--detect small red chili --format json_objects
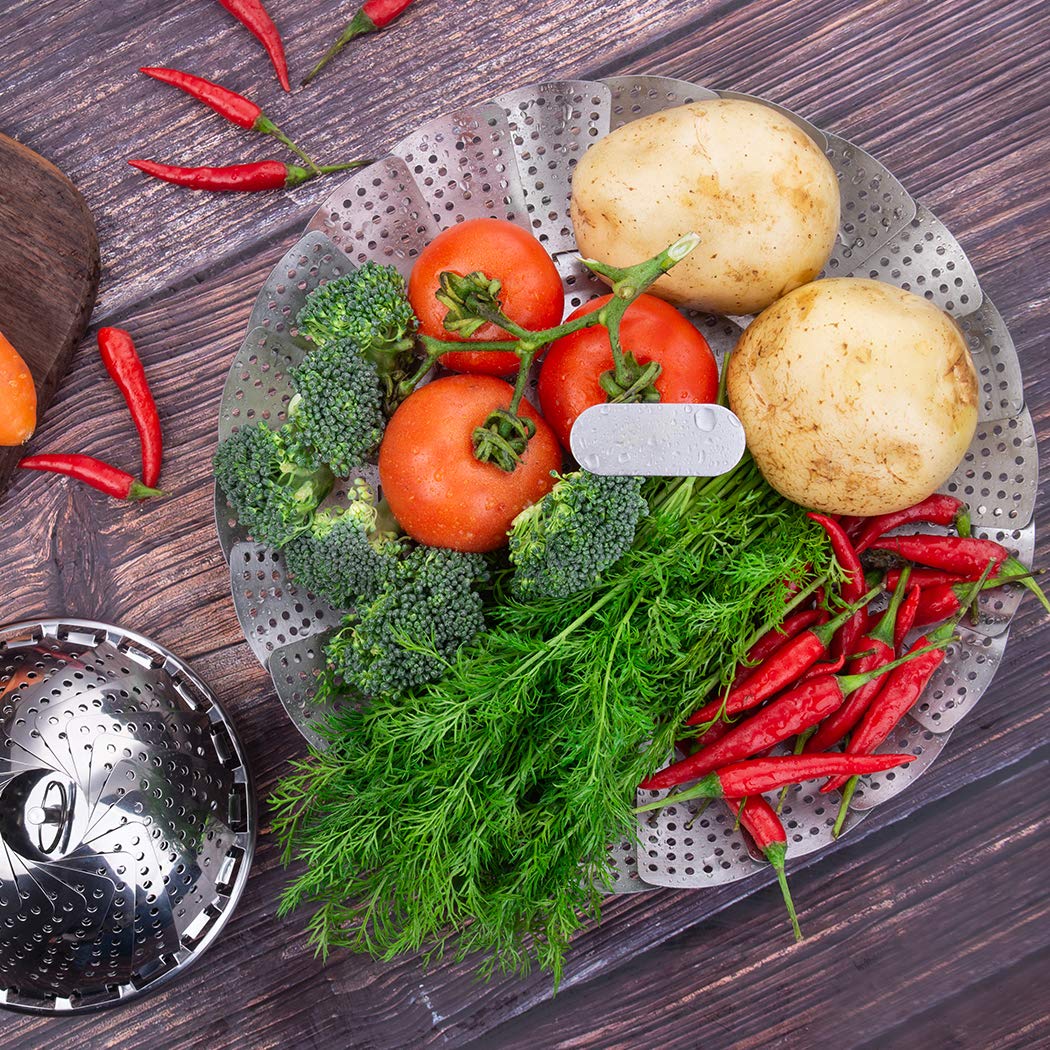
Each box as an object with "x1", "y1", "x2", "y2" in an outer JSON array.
[
  {"x1": 868, "y1": 534, "x2": 1009, "y2": 576},
  {"x1": 139, "y1": 68, "x2": 318, "y2": 171},
  {"x1": 808, "y1": 512, "x2": 864, "y2": 603},
  {"x1": 685, "y1": 587, "x2": 879, "y2": 727},
  {"x1": 805, "y1": 568, "x2": 913, "y2": 754},
  {"x1": 303, "y1": 0, "x2": 417, "y2": 86},
  {"x1": 128, "y1": 158, "x2": 369, "y2": 192},
  {"x1": 894, "y1": 583, "x2": 922, "y2": 652},
  {"x1": 853, "y1": 494, "x2": 967, "y2": 553},
  {"x1": 97, "y1": 327, "x2": 163, "y2": 489},
  {"x1": 635, "y1": 753, "x2": 916, "y2": 812},
  {"x1": 216, "y1": 0, "x2": 290, "y2": 91},
  {"x1": 725, "y1": 796, "x2": 802, "y2": 941},
  {"x1": 648, "y1": 647, "x2": 930, "y2": 791},
  {"x1": 884, "y1": 567, "x2": 971, "y2": 590},
  {"x1": 19, "y1": 454, "x2": 163, "y2": 501},
  {"x1": 823, "y1": 571, "x2": 992, "y2": 800},
  {"x1": 732, "y1": 608, "x2": 825, "y2": 688}
]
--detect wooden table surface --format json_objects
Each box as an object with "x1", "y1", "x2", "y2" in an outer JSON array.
[{"x1": 2, "y1": 0, "x2": 1047, "y2": 1046}]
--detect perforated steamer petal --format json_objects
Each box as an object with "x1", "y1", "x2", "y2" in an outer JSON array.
[
  {"x1": 0, "y1": 619, "x2": 255, "y2": 1014},
  {"x1": 214, "y1": 76, "x2": 1038, "y2": 894}
]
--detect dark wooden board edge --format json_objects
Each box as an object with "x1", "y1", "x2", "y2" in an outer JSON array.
[{"x1": 0, "y1": 132, "x2": 100, "y2": 496}]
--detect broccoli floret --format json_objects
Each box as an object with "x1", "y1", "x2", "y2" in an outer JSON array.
[
  {"x1": 324, "y1": 546, "x2": 488, "y2": 700},
  {"x1": 283, "y1": 481, "x2": 403, "y2": 608},
  {"x1": 297, "y1": 262, "x2": 416, "y2": 354},
  {"x1": 508, "y1": 471, "x2": 648, "y2": 601},
  {"x1": 296, "y1": 263, "x2": 420, "y2": 412},
  {"x1": 286, "y1": 339, "x2": 385, "y2": 477},
  {"x1": 214, "y1": 422, "x2": 334, "y2": 549}
]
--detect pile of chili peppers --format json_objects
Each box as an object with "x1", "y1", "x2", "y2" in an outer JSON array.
[
  {"x1": 128, "y1": 1, "x2": 419, "y2": 192},
  {"x1": 20, "y1": 329, "x2": 164, "y2": 502},
  {"x1": 637, "y1": 493, "x2": 1049, "y2": 941}
]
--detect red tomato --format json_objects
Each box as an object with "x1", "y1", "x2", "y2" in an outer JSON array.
[
  {"x1": 538, "y1": 294, "x2": 719, "y2": 451},
  {"x1": 378, "y1": 375, "x2": 562, "y2": 552},
  {"x1": 408, "y1": 218, "x2": 564, "y2": 376}
]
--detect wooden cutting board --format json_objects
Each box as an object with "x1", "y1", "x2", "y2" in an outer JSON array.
[{"x1": 0, "y1": 132, "x2": 100, "y2": 495}]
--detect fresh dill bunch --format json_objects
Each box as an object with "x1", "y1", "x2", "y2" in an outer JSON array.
[{"x1": 271, "y1": 456, "x2": 834, "y2": 980}]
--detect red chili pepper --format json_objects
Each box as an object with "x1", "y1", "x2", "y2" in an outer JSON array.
[
  {"x1": 216, "y1": 0, "x2": 290, "y2": 91},
  {"x1": 823, "y1": 571, "x2": 992, "y2": 798},
  {"x1": 838, "y1": 515, "x2": 867, "y2": 540},
  {"x1": 884, "y1": 567, "x2": 971, "y2": 590},
  {"x1": 808, "y1": 512, "x2": 864, "y2": 603},
  {"x1": 894, "y1": 583, "x2": 922, "y2": 652},
  {"x1": 648, "y1": 647, "x2": 929, "y2": 791},
  {"x1": 19, "y1": 454, "x2": 163, "y2": 501},
  {"x1": 636, "y1": 753, "x2": 916, "y2": 812},
  {"x1": 732, "y1": 608, "x2": 824, "y2": 688},
  {"x1": 805, "y1": 568, "x2": 913, "y2": 754},
  {"x1": 868, "y1": 534, "x2": 1009, "y2": 576},
  {"x1": 853, "y1": 494, "x2": 967, "y2": 553},
  {"x1": 128, "y1": 158, "x2": 368, "y2": 192},
  {"x1": 139, "y1": 68, "x2": 319, "y2": 170},
  {"x1": 725, "y1": 796, "x2": 802, "y2": 941},
  {"x1": 685, "y1": 587, "x2": 879, "y2": 727},
  {"x1": 303, "y1": 0, "x2": 416, "y2": 86},
  {"x1": 798, "y1": 651, "x2": 845, "y2": 682},
  {"x1": 97, "y1": 328, "x2": 163, "y2": 489}
]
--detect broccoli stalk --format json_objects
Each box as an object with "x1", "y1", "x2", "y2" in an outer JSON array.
[
  {"x1": 322, "y1": 546, "x2": 488, "y2": 700},
  {"x1": 283, "y1": 480, "x2": 403, "y2": 608},
  {"x1": 508, "y1": 471, "x2": 648, "y2": 601},
  {"x1": 296, "y1": 262, "x2": 421, "y2": 412},
  {"x1": 214, "y1": 422, "x2": 334, "y2": 549}
]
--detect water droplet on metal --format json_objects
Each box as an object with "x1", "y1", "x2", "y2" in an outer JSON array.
[{"x1": 693, "y1": 406, "x2": 717, "y2": 432}]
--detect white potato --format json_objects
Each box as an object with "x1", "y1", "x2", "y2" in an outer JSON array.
[
  {"x1": 571, "y1": 99, "x2": 840, "y2": 315},
  {"x1": 727, "y1": 278, "x2": 979, "y2": 515}
]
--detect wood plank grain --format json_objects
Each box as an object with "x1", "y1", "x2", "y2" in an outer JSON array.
[{"x1": 0, "y1": 0, "x2": 1047, "y2": 1045}]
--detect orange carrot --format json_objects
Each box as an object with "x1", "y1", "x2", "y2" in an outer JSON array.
[{"x1": 0, "y1": 330, "x2": 36, "y2": 446}]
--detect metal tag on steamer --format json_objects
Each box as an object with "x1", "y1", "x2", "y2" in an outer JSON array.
[{"x1": 569, "y1": 402, "x2": 747, "y2": 477}]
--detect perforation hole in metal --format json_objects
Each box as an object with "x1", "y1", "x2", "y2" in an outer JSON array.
[
  {"x1": 958, "y1": 298, "x2": 1026, "y2": 422},
  {"x1": 635, "y1": 794, "x2": 760, "y2": 888},
  {"x1": 306, "y1": 157, "x2": 440, "y2": 278},
  {"x1": 943, "y1": 410, "x2": 1036, "y2": 530},
  {"x1": 494, "y1": 81, "x2": 612, "y2": 254},
  {"x1": 604, "y1": 836, "x2": 646, "y2": 893},
  {"x1": 777, "y1": 785, "x2": 866, "y2": 860},
  {"x1": 229, "y1": 543, "x2": 341, "y2": 668},
  {"x1": 849, "y1": 718, "x2": 951, "y2": 810},
  {"x1": 822, "y1": 133, "x2": 916, "y2": 275},
  {"x1": 859, "y1": 204, "x2": 982, "y2": 315},
  {"x1": 217, "y1": 327, "x2": 304, "y2": 446},
  {"x1": 267, "y1": 635, "x2": 337, "y2": 750},
  {"x1": 910, "y1": 627, "x2": 1007, "y2": 733},
  {"x1": 247, "y1": 231, "x2": 355, "y2": 337},
  {"x1": 390, "y1": 104, "x2": 529, "y2": 231},
  {"x1": 602, "y1": 75, "x2": 718, "y2": 131}
]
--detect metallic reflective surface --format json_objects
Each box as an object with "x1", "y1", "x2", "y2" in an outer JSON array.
[{"x1": 0, "y1": 620, "x2": 255, "y2": 1015}]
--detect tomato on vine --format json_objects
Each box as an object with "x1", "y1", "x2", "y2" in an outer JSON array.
[
  {"x1": 378, "y1": 375, "x2": 562, "y2": 552},
  {"x1": 537, "y1": 294, "x2": 719, "y2": 451},
  {"x1": 408, "y1": 218, "x2": 564, "y2": 376}
]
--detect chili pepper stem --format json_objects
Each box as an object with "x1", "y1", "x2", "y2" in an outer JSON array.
[
  {"x1": 765, "y1": 841, "x2": 803, "y2": 941},
  {"x1": 129, "y1": 481, "x2": 165, "y2": 500},
  {"x1": 832, "y1": 776, "x2": 859, "y2": 838},
  {"x1": 683, "y1": 797, "x2": 712, "y2": 831},
  {"x1": 255, "y1": 117, "x2": 321, "y2": 172},
  {"x1": 302, "y1": 9, "x2": 376, "y2": 86}
]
